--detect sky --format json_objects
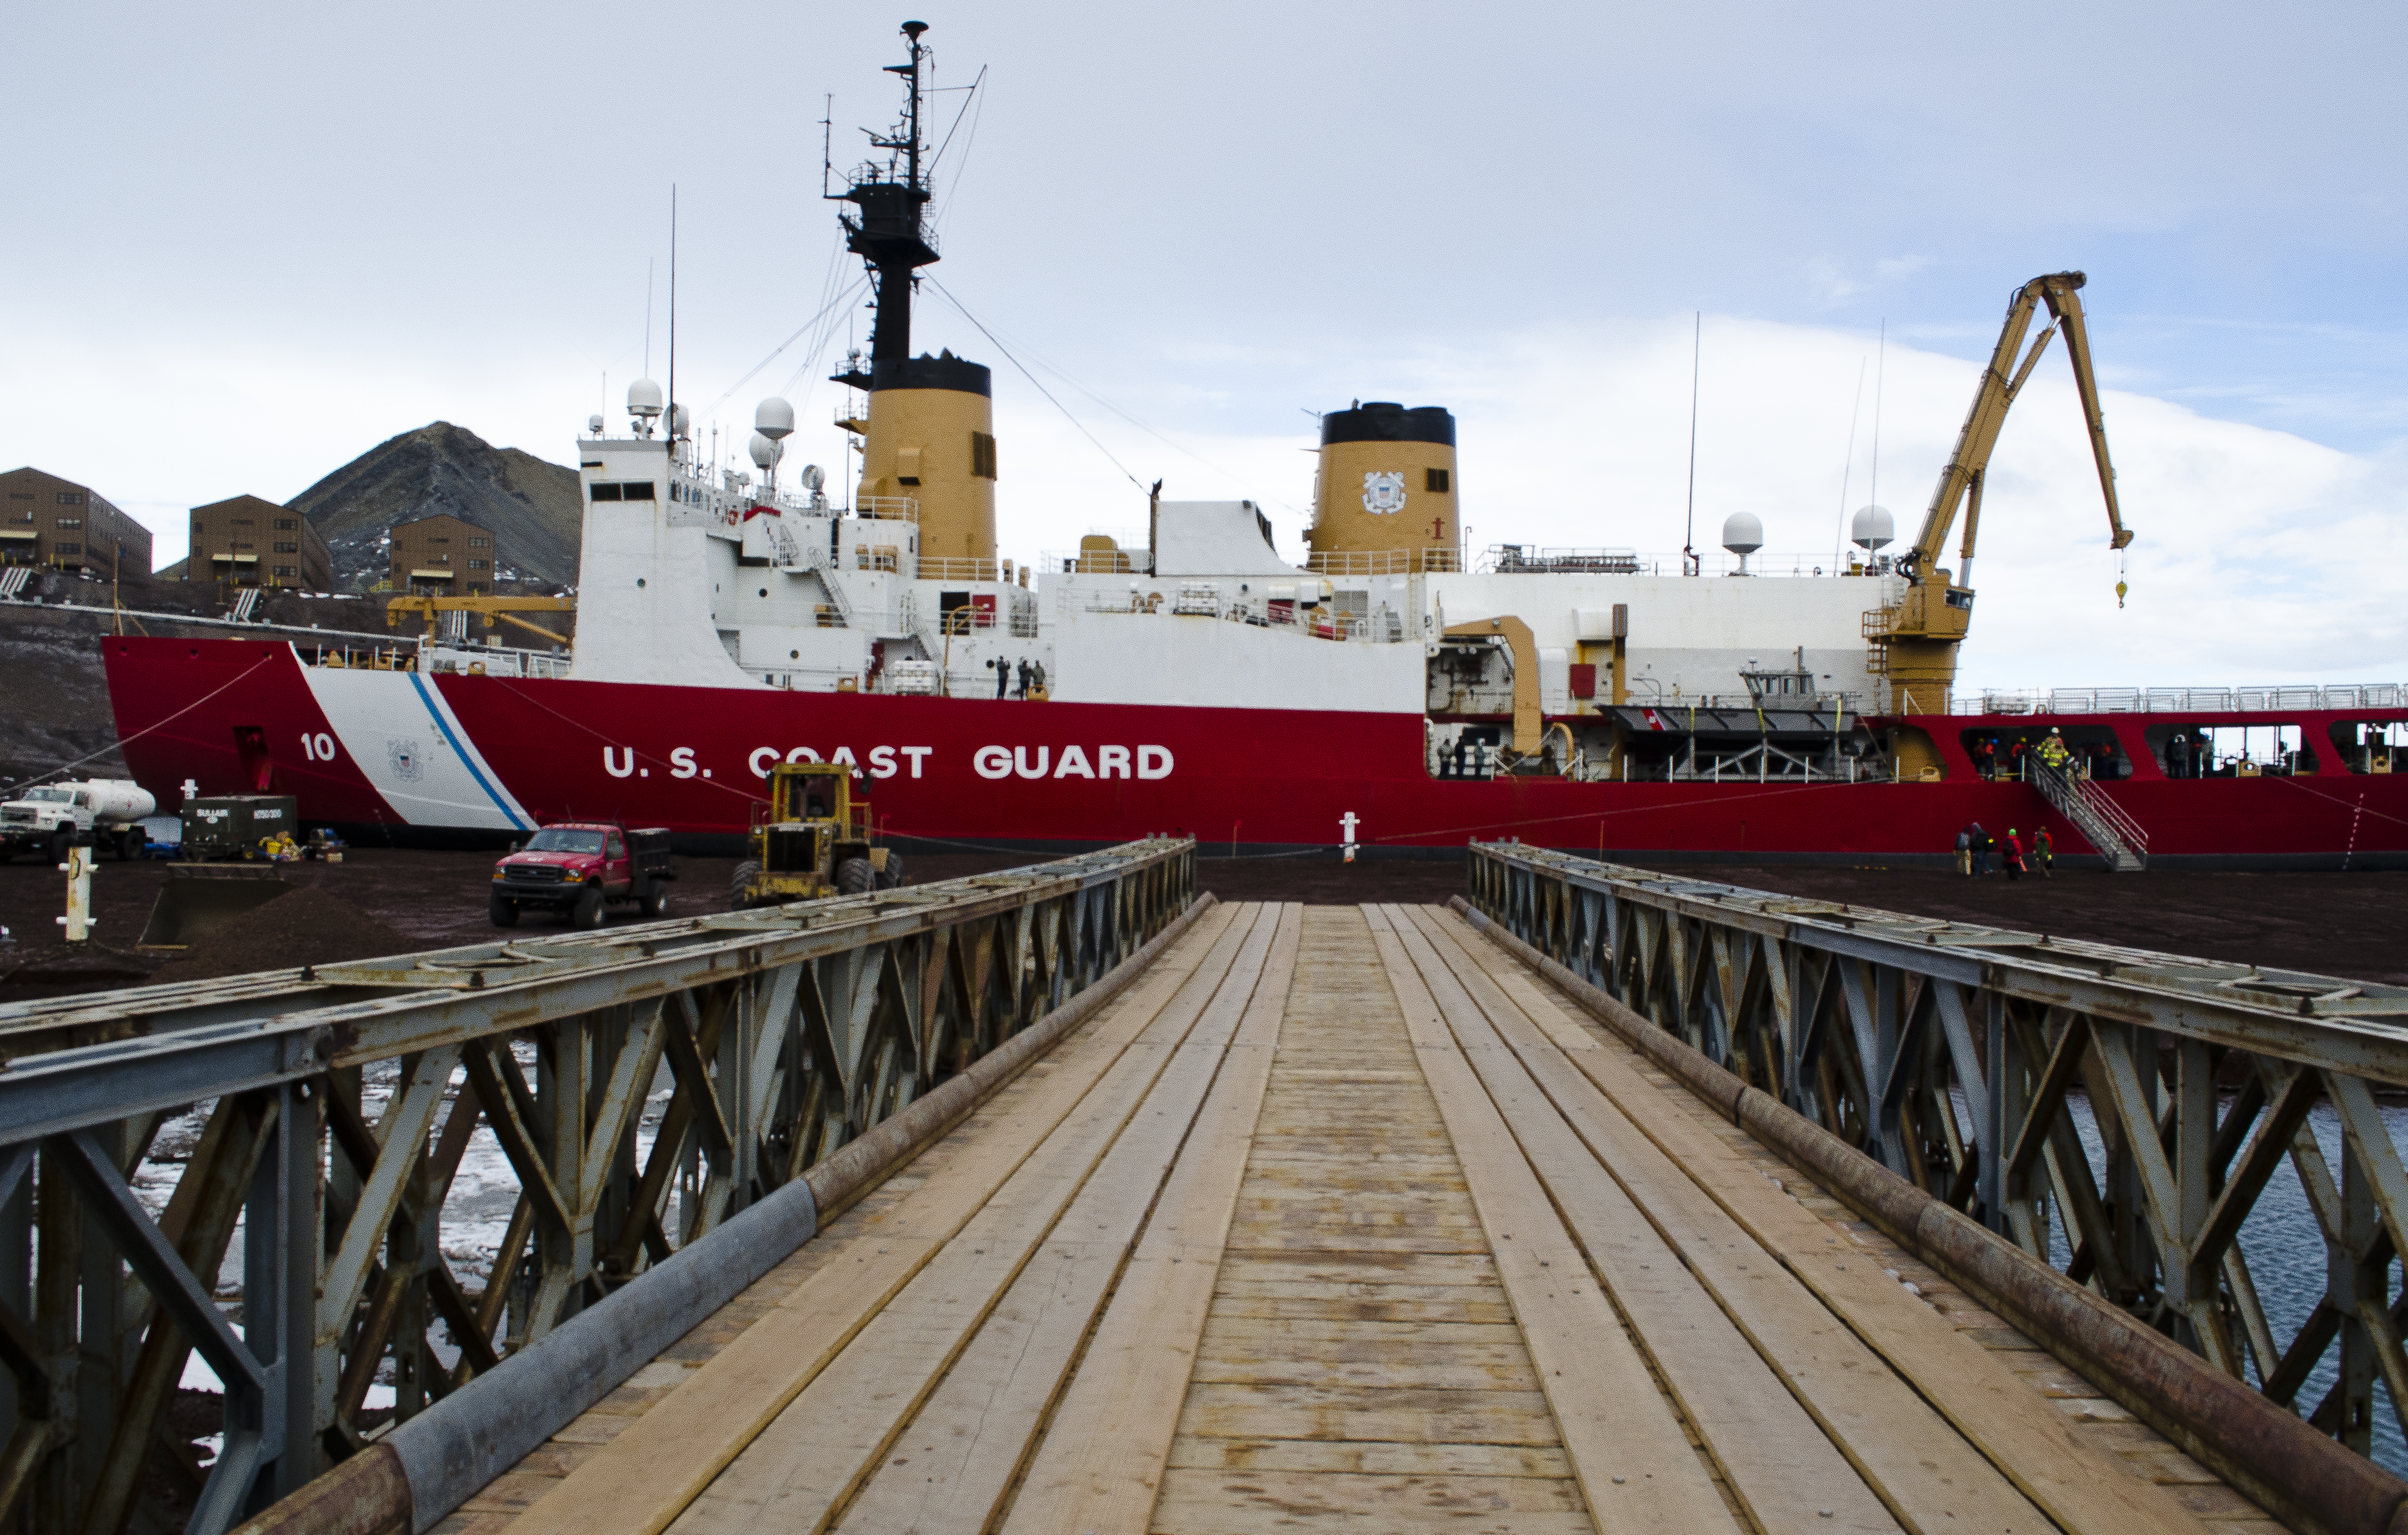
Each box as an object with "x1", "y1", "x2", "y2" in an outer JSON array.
[{"x1": 6, "y1": 0, "x2": 2405, "y2": 692}]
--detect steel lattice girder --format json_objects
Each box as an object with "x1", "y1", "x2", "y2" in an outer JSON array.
[
  {"x1": 0, "y1": 839, "x2": 1192, "y2": 1535},
  {"x1": 1470, "y1": 841, "x2": 2408, "y2": 1466}
]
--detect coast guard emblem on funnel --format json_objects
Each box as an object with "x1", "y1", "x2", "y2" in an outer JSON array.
[{"x1": 1362, "y1": 471, "x2": 1407, "y2": 514}]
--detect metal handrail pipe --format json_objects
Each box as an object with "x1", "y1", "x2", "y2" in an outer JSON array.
[
  {"x1": 230, "y1": 890, "x2": 1218, "y2": 1535},
  {"x1": 1472, "y1": 848, "x2": 2408, "y2": 1085}
]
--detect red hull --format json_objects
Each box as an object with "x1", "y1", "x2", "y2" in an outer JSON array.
[{"x1": 101, "y1": 637, "x2": 2408, "y2": 868}]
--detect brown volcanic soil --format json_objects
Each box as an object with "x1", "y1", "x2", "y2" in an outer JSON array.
[
  {"x1": 5, "y1": 848, "x2": 2406, "y2": 1002},
  {"x1": 1620, "y1": 858, "x2": 2408, "y2": 988}
]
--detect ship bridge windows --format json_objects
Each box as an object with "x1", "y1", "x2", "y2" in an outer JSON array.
[
  {"x1": 2145, "y1": 721, "x2": 2314, "y2": 778},
  {"x1": 1959, "y1": 725, "x2": 2129, "y2": 782},
  {"x1": 589, "y1": 481, "x2": 658, "y2": 502},
  {"x1": 2327, "y1": 720, "x2": 2408, "y2": 774}
]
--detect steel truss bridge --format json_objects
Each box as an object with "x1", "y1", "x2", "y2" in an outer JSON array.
[
  {"x1": 1469, "y1": 841, "x2": 2408, "y2": 1476},
  {"x1": 6, "y1": 839, "x2": 2408, "y2": 1535},
  {"x1": 0, "y1": 840, "x2": 1191, "y2": 1535}
]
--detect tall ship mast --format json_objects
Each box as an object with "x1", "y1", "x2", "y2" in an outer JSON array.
[{"x1": 98, "y1": 20, "x2": 2408, "y2": 871}]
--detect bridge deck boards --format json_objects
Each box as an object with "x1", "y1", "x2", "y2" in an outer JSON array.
[{"x1": 440, "y1": 903, "x2": 2283, "y2": 1535}]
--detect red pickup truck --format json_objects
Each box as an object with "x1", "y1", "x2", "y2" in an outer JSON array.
[{"x1": 490, "y1": 823, "x2": 675, "y2": 929}]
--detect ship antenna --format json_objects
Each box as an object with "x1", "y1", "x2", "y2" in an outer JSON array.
[
  {"x1": 667, "y1": 184, "x2": 679, "y2": 458},
  {"x1": 829, "y1": 21, "x2": 940, "y2": 389},
  {"x1": 821, "y1": 93, "x2": 834, "y2": 199},
  {"x1": 1868, "y1": 318, "x2": 1886, "y2": 534},
  {"x1": 1834, "y1": 357, "x2": 1866, "y2": 570},
  {"x1": 1683, "y1": 311, "x2": 1700, "y2": 577},
  {"x1": 906, "y1": 21, "x2": 924, "y2": 194}
]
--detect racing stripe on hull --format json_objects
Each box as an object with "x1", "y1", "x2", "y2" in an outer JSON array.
[{"x1": 299, "y1": 666, "x2": 530, "y2": 830}]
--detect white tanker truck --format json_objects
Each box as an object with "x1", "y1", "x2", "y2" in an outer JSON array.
[{"x1": 0, "y1": 778, "x2": 158, "y2": 863}]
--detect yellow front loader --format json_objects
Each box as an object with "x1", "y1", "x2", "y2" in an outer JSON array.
[{"x1": 729, "y1": 763, "x2": 901, "y2": 909}]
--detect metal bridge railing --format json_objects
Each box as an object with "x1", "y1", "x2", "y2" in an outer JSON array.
[
  {"x1": 1469, "y1": 841, "x2": 2408, "y2": 1473},
  {"x1": 0, "y1": 839, "x2": 1193, "y2": 1535}
]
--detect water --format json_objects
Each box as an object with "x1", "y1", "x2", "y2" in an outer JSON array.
[{"x1": 2045, "y1": 1094, "x2": 2404, "y2": 1474}]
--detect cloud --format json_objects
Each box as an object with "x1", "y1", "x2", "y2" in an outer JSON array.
[
  {"x1": 10, "y1": 292, "x2": 2400, "y2": 699},
  {"x1": 989, "y1": 315, "x2": 2405, "y2": 693}
]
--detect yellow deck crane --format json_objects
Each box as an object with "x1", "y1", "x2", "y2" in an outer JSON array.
[
  {"x1": 386, "y1": 593, "x2": 577, "y2": 646},
  {"x1": 1869, "y1": 271, "x2": 2135, "y2": 734}
]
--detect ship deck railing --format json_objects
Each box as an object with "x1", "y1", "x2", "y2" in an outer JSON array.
[
  {"x1": 1950, "y1": 682, "x2": 2408, "y2": 716},
  {"x1": 418, "y1": 646, "x2": 572, "y2": 680},
  {"x1": 1302, "y1": 546, "x2": 1464, "y2": 576},
  {"x1": 1083, "y1": 589, "x2": 1415, "y2": 644},
  {"x1": 1477, "y1": 546, "x2": 1882, "y2": 579},
  {"x1": 919, "y1": 556, "x2": 1002, "y2": 582}
]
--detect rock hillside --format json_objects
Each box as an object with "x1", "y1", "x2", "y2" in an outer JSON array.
[{"x1": 290, "y1": 423, "x2": 581, "y2": 588}]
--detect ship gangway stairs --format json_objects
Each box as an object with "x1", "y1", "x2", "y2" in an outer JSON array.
[
  {"x1": 2030, "y1": 757, "x2": 2150, "y2": 871},
  {"x1": 3, "y1": 848, "x2": 2404, "y2": 1535}
]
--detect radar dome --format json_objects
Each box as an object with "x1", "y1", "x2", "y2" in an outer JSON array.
[
  {"x1": 586, "y1": 414, "x2": 605, "y2": 435},
  {"x1": 748, "y1": 431, "x2": 783, "y2": 470},
  {"x1": 1851, "y1": 505, "x2": 1894, "y2": 550},
  {"x1": 669, "y1": 403, "x2": 691, "y2": 437},
  {"x1": 1720, "y1": 512, "x2": 1764, "y2": 555},
  {"x1": 754, "y1": 397, "x2": 796, "y2": 440},
  {"x1": 800, "y1": 464, "x2": 826, "y2": 492},
  {"x1": 627, "y1": 379, "x2": 664, "y2": 419}
]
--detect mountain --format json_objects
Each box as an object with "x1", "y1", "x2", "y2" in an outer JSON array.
[{"x1": 289, "y1": 423, "x2": 583, "y2": 588}]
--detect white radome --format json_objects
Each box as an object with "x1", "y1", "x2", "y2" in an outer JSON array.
[
  {"x1": 1720, "y1": 512, "x2": 1764, "y2": 555},
  {"x1": 626, "y1": 379, "x2": 665, "y2": 419},
  {"x1": 1852, "y1": 505, "x2": 1894, "y2": 550},
  {"x1": 755, "y1": 397, "x2": 796, "y2": 440},
  {"x1": 749, "y1": 431, "x2": 783, "y2": 470}
]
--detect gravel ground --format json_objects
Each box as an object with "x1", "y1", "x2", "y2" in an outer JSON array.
[{"x1": 6, "y1": 846, "x2": 2407, "y2": 999}]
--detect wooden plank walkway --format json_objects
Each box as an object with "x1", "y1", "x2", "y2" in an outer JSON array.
[{"x1": 444, "y1": 904, "x2": 2285, "y2": 1535}]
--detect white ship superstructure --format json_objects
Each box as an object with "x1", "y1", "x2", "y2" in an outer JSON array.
[{"x1": 570, "y1": 397, "x2": 1898, "y2": 761}]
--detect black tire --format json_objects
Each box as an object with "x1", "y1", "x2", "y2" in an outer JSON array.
[
  {"x1": 117, "y1": 828, "x2": 142, "y2": 861},
  {"x1": 638, "y1": 878, "x2": 669, "y2": 919},
  {"x1": 837, "y1": 857, "x2": 875, "y2": 896},
  {"x1": 571, "y1": 883, "x2": 605, "y2": 930},
  {"x1": 489, "y1": 892, "x2": 520, "y2": 929},
  {"x1": 730, "y1": 860, "x2": 761, "y2": 911},
  {"x1": 875, "y1": 852, "x2": 905, "y2": 890}
]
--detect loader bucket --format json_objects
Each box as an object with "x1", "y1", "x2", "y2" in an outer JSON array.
[{"x1": 139, "y1": 869, "x2": 293, "y2": 948}]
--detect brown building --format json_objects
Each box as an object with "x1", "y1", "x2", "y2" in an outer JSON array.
[
  {"x1": 186, "y1": 494, "x2": 333, "y2": 590},
  {"x1": 0, "y1": 466, "x2": 153, "y2": 576},
  {"x1": 389, "y1": 512, "x2": 500, "y2": 595}
]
